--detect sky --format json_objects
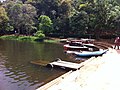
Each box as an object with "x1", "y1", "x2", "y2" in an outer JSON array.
[{"x1": 0, "y1": 0, "x2": 6, "y2": 2}]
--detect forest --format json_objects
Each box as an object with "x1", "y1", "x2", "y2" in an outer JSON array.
[{"x1": 0, "y1": 0, "x2": 120, "y2": 39}]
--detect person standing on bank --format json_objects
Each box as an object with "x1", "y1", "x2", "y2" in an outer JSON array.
[{"x1": 114, "y1": 36, "x2": 120, "y2": 49}]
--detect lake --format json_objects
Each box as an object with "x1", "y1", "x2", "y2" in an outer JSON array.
[{"x1": 0, "y1": 40, "x2": 70, "y2": 90}]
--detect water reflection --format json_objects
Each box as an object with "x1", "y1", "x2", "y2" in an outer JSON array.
[{"x1": 0, "y1": 40, "x2": 68, "y2": 90}]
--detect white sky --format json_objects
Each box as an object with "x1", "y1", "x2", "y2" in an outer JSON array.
[{"x1": 0, "y1": 0, "x2": 6, "y2": 2}]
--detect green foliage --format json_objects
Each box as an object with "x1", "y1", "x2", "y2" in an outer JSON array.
[
  {"x1": 34, "y1": 31, "x2": 45, "y2": 38},
  {"x1": 21, "y1": 4, "x2": 37, "y2": 35},
  {"x1": 0, "y1": 35, "x2": 39, "y2": 42},
  {"x1": 38, "y1": 15, "x2": 53, "y2": 34},
  {"x1": 0, "y1": 5, "x2": 9, "y2": 33},
  {"x1": 44, "y1": 39, "x2": 59, "y2": 43},
  {"x1": 0, "y1": 6, "x2": 9, "y2": 23},
  {"x1": 70, "y1": 0, "x2": 120, "y2": 37},
  {"x1": 6, "y1": 23, "x2": 14, "y2": 31},
  {"x1": 5, "y1": 1, "x2": 37, "y2": 35},
  {"x1": 18, "y1": 36, "x2": 37, "y2": 41},
  {"x1": 0, "y1": 0, "x2": 120, "y2": 38},
  {"x1": 70, "y1": 11, "x2": 89, "y2": 35},
  {"x1": 0, "y1": 35, "x2": 18, "y2": 40},
  {"x1": 116, "y1": 0, "x2": 120, "y2": 4}
]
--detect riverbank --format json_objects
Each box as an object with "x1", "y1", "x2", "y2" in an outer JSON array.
[
  {"x1": 0, "y1": 35, "x2": 115, "y2": 45},
  {"x1": 0, "y1": 35, "x2": 60, "y2": 43},
  {"x1": 37, "y1": 48, "x2": 120, "y2": 90}
]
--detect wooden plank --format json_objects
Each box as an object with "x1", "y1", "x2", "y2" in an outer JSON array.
[
  {"x1": 30, "y1": 60, "x2": 49, "y2": 66},
  {"x1": 48, "y1": 60, "x2": 83, "y2": 70},
  {"x1": 31, "y1": 59, "x2": 84, "y2": 70}
]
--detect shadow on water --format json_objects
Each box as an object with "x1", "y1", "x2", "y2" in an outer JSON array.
[{"x1": 0, "y1": 40, "x2": 69, "y2": 90}]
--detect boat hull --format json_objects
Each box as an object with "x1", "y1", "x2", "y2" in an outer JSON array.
[
  {"x1": 64, "y1": 44, "x2": 89, "y2": 51},
  {"x1": 74, "y1": 50, "x2": 108, "y2": 57}
]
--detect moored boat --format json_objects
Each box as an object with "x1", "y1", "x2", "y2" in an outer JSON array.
[
  {"x1": 74, "y1": 49, "x2": 108, "y2": 57},
  {"x1": 65, "y1": 49, "x2": 108, "y2": 57},
  {"x1": 64, "y1": 44, "x2": 89, "y2": 51},
  {"x1": 64, "y1": 41, "x2": 99, "y2": 51}
]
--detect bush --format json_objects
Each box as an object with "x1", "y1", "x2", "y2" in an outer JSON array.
[
  {"x1": 18, "y1": 36, "x2": 31, "y2": 41},
  {"x1": 34, "y1": 31, "x2": 45, "y2": 39}
]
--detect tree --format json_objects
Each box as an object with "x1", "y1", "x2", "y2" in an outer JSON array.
[
  {"x1": 34, "y1": 30, "x2": 45, "y2": 39},
  {"x1": 70, "y1": 0, "x2": 95, "y2": 35},
  {"x1": 70, "y1": 11, "x2": 89, "y2": 35},
  {"x1": 21, "y1": 4, "x2": 37, "y2": 35},
  {"x1": 27, "y1": 0, "x2": 73, "y2": 35},
  {"x1": 93, "y1": 0, "x2": 120, "y2": 37},
  {"x1": 108, "y1": 1, "x2": 120, "y2": 36},
  {"x1": 0, "y1": 5, "x2": 9, "y2": 34},
  {"x1": 70, "y1": 0, "x2": 120, "y2": 38},
  {"x1": 38, "y1": 15, "x2": 53, "y2": 35},
  {"x1": 6, "y1": 1, "x2": 23, "y2": 34},
  {"x1": 6, "y1": 1, "x2": 37, "y2": 35},
  {"x1": 0, "y1": 5, "x2": 9, "y2": 25},
  {"x1": 1, "y1": 0, "x2": 120, "y2": 37},
  {"x1": 116, "y1": 0, "x2": 120, "y2": 4}
]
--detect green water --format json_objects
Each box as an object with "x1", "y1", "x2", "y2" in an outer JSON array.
[{"x1": 0, "y1": 40, "x2": 69, "y2": 90}]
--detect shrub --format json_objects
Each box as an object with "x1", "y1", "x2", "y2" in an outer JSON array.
[
  {"x1": 18, "y1": 36, "x2": 31, "y2": 41},
  {"x1": 34, "y1": 31, "x2": 45, "y2": 39}
]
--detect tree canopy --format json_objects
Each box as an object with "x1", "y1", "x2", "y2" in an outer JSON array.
[
  {"x1": 0, "y1": 5, "x2": 9, "y2": 34},
  {"x1": 38, "y1": 15, "x2": 53, "y2": 35},
  {"x1": 0, "y1": 0, "x2": 120, "y2": 38}
]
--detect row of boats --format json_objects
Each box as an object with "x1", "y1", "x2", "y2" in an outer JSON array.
[{"x1": 62, "y1": 38, "x2": 108, "y2": 57}]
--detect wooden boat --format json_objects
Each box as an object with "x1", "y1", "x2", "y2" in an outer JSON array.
[
  {"x1": 66, "y1": 49, "x2": 108, "y2": 57},
  {"x1": 83, "y1": 44, "x2": 99, "y2": 51},
  {"x1": 74, "y1": 49, "x2": 108, "y2": 57},
  {"x1": 64, "y1": 41, "x2": 99, "y2": 51},
  {"x1": 63, "y1": 41, "x2": 91, "y2": 51},
  {"x1": 80, "y1": 38, "x2": 95, "y2": 43},
  {"x1": 64, "y1": 44, "x2": 89, "y2": 51}
]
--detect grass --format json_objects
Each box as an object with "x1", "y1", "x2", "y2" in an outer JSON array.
[
  {"x1": 0, "y1": 35, "x2": 18, "y2": 40},
  {"x1": 0, "y1": 35, "x2": 38, "y2": 41},
  {"x1": 0, "y1": 35, "x2": 59, "y2": 43},
  {"x1": 44, "y1": 39, "x2": 59, "y2": 43}
]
